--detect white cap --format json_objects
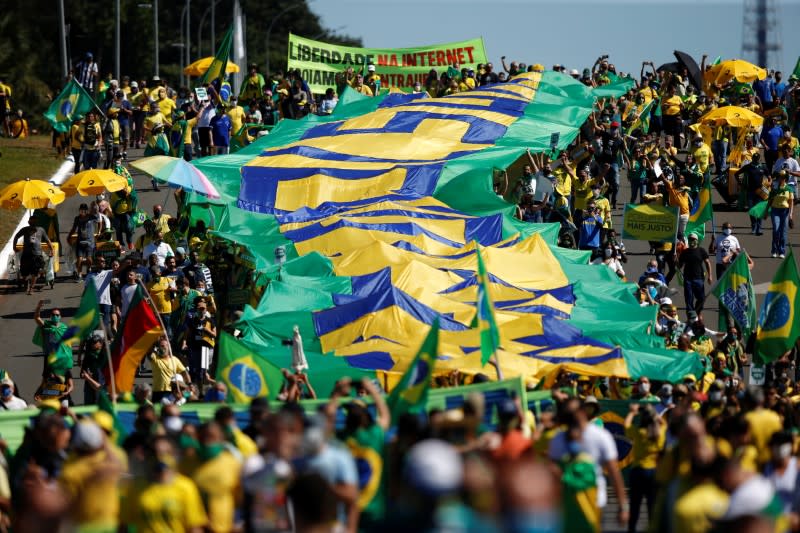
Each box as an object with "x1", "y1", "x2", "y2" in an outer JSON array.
[
  {"x1": 404, "y1": 439, "x2": 463, "y2": 495},
  {"x1": 72, "y1": 421, "x2": 104, "y2": 452},
  {"x1": 171, "y1": 374, "x2": 184, "y2": 384},
  {"x1": 659, "y1": 297, "x2": 673, "y2": 305},
  {"x1": 130, "y1": 81, "x2": 138, "y2": 88},
  {"x1": 570, "y1": 69, "x2": 579, "y2": 76},
  {"x1": 367, "y1": 64, "x2": 376, "y2": 72}
]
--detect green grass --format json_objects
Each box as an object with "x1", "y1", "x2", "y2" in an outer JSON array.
[{"x1": 0, "y1": 135, "x2": 64, "y2": 246}]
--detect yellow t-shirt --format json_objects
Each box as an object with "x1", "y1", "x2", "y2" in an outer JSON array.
[
  {"x1": 673, "y1": 481, "x2": 729, "y2": 533},
  {"x1": 745, "y1": 408, "x2": 783, "y2": 465},
  {"x1": 126, "y1": 474, "x2": 208, "y2": 533},
  {"x1": 227, "y1": 106, "x2": 246, "y2": 135},
  {"x1": 552, "y1": 166, "x2": 573, "y2": 197},
  {"x1": 662, "y1": 95, "x2": 683, "y2": 116},
  {"x1": 70, "y1": 122, "x2": 84, "y2": 150},
  {"x1": 573, "y1": 179, "x2": 594, "y2": 212},
  {"x1": 59, "y1": 449, "x2": 126, "y2": 529},
  {"x1": 355, "y1": 84, "x2": 373, "y2": 96},
  {"x1": 147, "y1": 277, "x2": 174, "y2": 314},
  {"x1": 192, "y1": 451, "x2": 242, "y2": 533},
  {"x1": 665, "y1": 180, "x2": 691, "y2": 215},
  {"x1": 595, "y1": 196, "x2": 612, "y2": 228},
  {"x1": 158, "y1": 96, "x2": 176, "y2": 119},
  {"x1": 625, "y1": 424, "x2": 666, "y2": 470},
  {"x1": 144, "y1": 112, "x2": 166, "y2": 139},
  {"x1": 771, "y1": 188, "x2": 794, "y2": 209},
  {"x1": 149, "y1": 353, "x2": 186, "y2": 392},
  {"x1": 692, "y1": 144, "x2": 712, "y2": 174},
  {"x1": 638, "y1": 86, "x2": 657, "y2": 105},
  {"x1": 129, "y1": 91, "x2": 147, "y2": 110}
]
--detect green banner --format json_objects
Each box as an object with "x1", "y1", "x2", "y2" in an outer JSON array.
[
  {"x1": 622, "y1": 203, "x2": 678, "y2": 242},
  {"x1": 287, "y1": 33, "x2": 488, "y2": 93}
]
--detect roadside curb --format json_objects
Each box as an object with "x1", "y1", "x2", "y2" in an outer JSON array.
[{"x1": 0, "y1": 160, "x2": 74, "y2": 279}]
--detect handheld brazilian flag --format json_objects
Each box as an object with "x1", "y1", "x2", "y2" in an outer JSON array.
[
  {"x1": 686, "y1": 177, "x2": 713, "y2": 240},
  {"x1": 97, "y1": 390, "x2": 128, "y2": 445},
  {"x1": 793, "y1": 56, "x2": 800, "y2": 80},
  {"x1": 387, "y1": 319, "x2": 438, "y2": 419},
  {"x1": 471, "y1": 245, "x2": 500, "y2": 365},
  {"x1": 217, "y1": 332, "x2": 284, "y2": 403},
  {"x1": 43, "y1": 79, "x2": 97, "y2": 133},
  {"x1": 712, "y1": 252, "x2": 756, "y2": 337},
  {"x1": 755, "y1": 250, "x2": 800, "y2": 364},
  {"x1": 48, "y1": 282, "x2": 100, "y2": 375},
  {"x1": 198, "y1": 25, "x2": 233, "y2": 91},
  {"x1": 625, "y1": 99, "x2": 654, "y2": 135}
]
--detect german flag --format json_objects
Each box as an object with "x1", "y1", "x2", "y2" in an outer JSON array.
[{"x1": 106, "y1": 285, "x2": 163, "y2": 392}]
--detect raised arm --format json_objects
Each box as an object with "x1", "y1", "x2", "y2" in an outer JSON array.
[{"x1": 361, "y1": 378, "x2": 390, "y2": 431}]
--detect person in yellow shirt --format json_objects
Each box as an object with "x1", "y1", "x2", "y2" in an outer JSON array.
[
  {"x1": 661, "y1": 176, "x2": 691, "y2": 239},
  {"x1": 624, "y1": 403, "x2": 666, "y2": 533},
  {"x1": 156, "y1": 87, "x2": 176, "y2": 118},
  {"x1": 638, "y1": 78, "x2": 657, "y2": 105},
  {"x1": 191, "y1": 422, "x2": 242, "y2": 533},
  {"x1": 143, "y1": 101, "x2": 168, "y2": 144},
  {"x1": 769, "y1": 171, "x2": 794, "y2": 258},
  {"x1": 59, "y1": 420, "x2": 126, "y2": 532},
  {"x1": 691, "y1": 134, "x2": 713, "y2": 177},
  {"x1": 147, "y1": 271, "x2": 177, "y2": 332},
  {"x1": 69, "y1": 118, "x2": 85, "y2": 175},
  {"x1": 743, "y1": 387, "x2": 784, "y2": 466},
  {"x1": 661, "y1": 86, "x2": 683, "y2": 140},
  {"x1": 353, "y1": 74, "x2": 373, "y2": 96},
  {"x1": 149, "y1": 337, "x2": 191, "y2": 402},
  {"x1": 226, "y1": 97, "x2": 246, "y2": 137},
  {"x1": 123, "y1": 436, "x2": 208, "y2": 533}
]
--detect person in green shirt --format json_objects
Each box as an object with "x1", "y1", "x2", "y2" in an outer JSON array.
[{"x1": 335, "y1": 377, "x2": 390, "y2": 529}]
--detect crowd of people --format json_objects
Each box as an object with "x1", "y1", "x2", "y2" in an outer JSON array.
[{"x1": 2, "y1": 45, "x2": 800, "y2": 532}]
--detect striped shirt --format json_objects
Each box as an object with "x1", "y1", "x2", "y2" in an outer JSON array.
[{"x1": 75, "y1": 61, "x2": 98, "y2": 92}]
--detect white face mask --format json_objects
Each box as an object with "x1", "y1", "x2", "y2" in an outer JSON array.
[
  {"x1": 723, "y1": 228, "x2": 732, "y2": 236},
  {"x1": 604, "y1": 249, "x2": 613, "y2": 258}
]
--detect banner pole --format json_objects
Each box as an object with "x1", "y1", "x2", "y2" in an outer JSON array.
[
  {"x1": 136, "y1": 279, "x2": 172, "y2": 356},
  {"x1": 102, "y1": 334, "x2": 118, "y2": 405}
]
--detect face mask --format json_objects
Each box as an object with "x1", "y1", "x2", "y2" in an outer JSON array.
[
  {"x1": 723, "y1": 228, "x2": 732, "y2": 236},
  {"x1": 661, "y1": 396, "x2": 672, "y2": 406},
  {"x1": 604, "y1": 249, "x2": 613, "y2": 258},
  {"x1": 689, "y1": 241, "x2": 698, "y2": 248},
  {"x1": 199, "y1": 443, "x2": 225, "y2": 461},
  {"x1": 50, "y1": 315, "x2": 61, "y2": 324},
  {"x1": 640, "y1": 382, "x2": 650, "y2": 394},
  {"x1": 709, "y1": 391, "x2": 723, "y2": 403},
  {"x1": 592, "y1": 190, "x2": 601, "y2": 198},
  {"x1": 648, "y1": 286, "x2": 658, "y2": 298},
  {"x1": 1, "y1": 387, "x2": 11, "y2": 398},
  {"x1": 154, "y1": 210, "x2": 162, "y2": 217}
]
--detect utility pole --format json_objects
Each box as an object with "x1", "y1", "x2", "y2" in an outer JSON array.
[
  {"x1": 58, "y1": 0, "x2": 68, "y2": 80},
  {"x1": 115, "y1": 0, "x2": 121, "y2": 80},
  {"x1": 154, "y1": 0, "x2": 160, "y2": 77},
  {"x1": 186, "y1": 0, "x2": 191, "y2": 79}
]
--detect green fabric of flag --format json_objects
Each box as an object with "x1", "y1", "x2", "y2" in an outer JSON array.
[
  {"x1": 97, "y1": 390, "x2": 128, "y2": 444},
  {"x1": 198, "y1": 26, "x2": 233, "y2": 89},
  {"x1": 712, "y1": 252, "x2": 757, "y2": 337},
  {"x1": 48, "y1": 282, "x2": 100, "y2": 375},
  {"x1": 748, "y1": 200, "x2": 769, "y2": 220},
  {"x1": 216, "y1": 332, "x2": 285, "y2": 403},
  {"x1": 755, "y1": 250, "x2": 800, "y2": 364},
  {"x1": 43, "y1": 79, "x2": 97, "y2": 133},
  {"x1": 387, "y1": 319, "x2": 438, "y2": 419},
  {"x1": 471, "y1": 246, "x2": 500, "y2": 365},
  {"x1": 793, "y1": 56, "x2": 800, "y2": 79},
  {"x1": 686, "y1": 177, "x2": 713, "y2": 240},
  {"x1": 626, "y1": 100, "x2": 655, "y2": 135}
]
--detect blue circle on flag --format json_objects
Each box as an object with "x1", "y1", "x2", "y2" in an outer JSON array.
[
  {"x1": 762, "y1": 292, "x2": 791, "y2": 331},
  {"x1": 228, "y1": 363, "x2": 263, "y2": 397},
  {"x1": 59, "y1": 100, "x2": 73, "y2": 116}
]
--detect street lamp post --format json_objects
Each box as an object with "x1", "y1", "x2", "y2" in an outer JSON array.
[
  {"x1": 115, "y1": 0, "x2": 121, "y2": 80},
  {"x1": 198, "y1": 0, "x2": 221, "y2": 56},
  {"x1": 58, "y1": 0, "x2": 68, "y2": 80},
  {"x1": 137, "y1": 2, "x2": 159, "y2": 78},
  {"x1": 185, "y1": 0, "x2": 191, "y2": 84},
  {"x1": 265, "y1": 4, "x2": 300, "y2": 77}
]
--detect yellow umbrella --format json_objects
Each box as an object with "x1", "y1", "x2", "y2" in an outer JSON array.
[
  {"x1": 61, "y1": 169, "x2": 129, "y2": 197},
  {"x1": 699, "y1": 105, "x2": 764, "y2": 129},
  {"x1": 705, "y1": 59, "x2": 767, "y2": 85},
  {"x1": 183, "y1": 57, "x2": 240, "y2": 77},
  {"x1": 0, "y1": 179, "x2": 65, "y2": 210}
]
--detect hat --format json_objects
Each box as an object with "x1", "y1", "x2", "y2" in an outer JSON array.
[
  {"x1": 0, "y1": 375, "x2": 13, "y2": 387},
  {"x1": 687, "y1": 233, "x2": 699, "y2": 240},
  {"x1": 687, "y1": 309, "x2": 699, "y2": 321},
  {"x1": 86, "y1": 52, "x2": 94, "y2": 59},
  {"x1": 72, "y1": 421, "x2": 104, "y2": 452},
  {"x1": 152, "y1": 75, "x2": 160, "y2": 81},
  {"x1": 570, "y1": 68, "x2": 579, "y2": 76},
  {"x1": 171, "y1": 374, "x2": 184, "y2": 384},
  {"x1": 367, "y1": 64, "x2": 376, "y2": 72},
  {"x1": 584, "y1": 395, "x2": 599, "y2": 406},
  {"x1": 682, "y1": 374, "x2": 697, "y2": 383},
  {"x1": 92, "y1": 411, "x2": 115, "y2": 434},
  {"x1": 659, "y1": 297, "x2": 673, "y2": 305},
  {"x1": 582, "y1": 68, "x2": 591, "y2": 79},
  {"x1": 610, "y1": 121, "x2": 620, "y2": 128},
  {"x1": 130, "y1": 81, "x2": 138, "y2": 88},
  {"x1": 175, "y1": 246, "x2": 186, "y2": 255},
  {"x1": 403, "y1": 439, "x2": 463, "y2": 496}
]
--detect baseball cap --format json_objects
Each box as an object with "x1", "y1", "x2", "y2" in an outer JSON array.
[
  {"x1": 72, "y1": 421, "x2": 104, "y2": 452},
  {"x1": 367, "y1": 64, "x2": 376, "y2": 72},
  {"x1": 687, "y1": 233, "x2": 699, "y2": 240},
  {"x1": 403, "y1": 439, "x2": 463, "y2": 496},
  {"x1": 610, "y1": 121, "x2": 620, "y2": 128},
  {"x1": 130, "y1": 81, "x2": 138, "y2": 88},
  {"x1": 570, "y1": 68, "x2": 579, "y2": 76}
]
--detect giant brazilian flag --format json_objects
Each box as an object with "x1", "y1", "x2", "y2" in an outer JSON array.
[{"x1": 186, "y1": 71, "x2": 703, "y2": 390}]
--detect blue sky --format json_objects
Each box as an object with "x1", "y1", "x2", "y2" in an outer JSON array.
[{"x1": 310, "y1": 0, "x2": 800, "y2": 77}]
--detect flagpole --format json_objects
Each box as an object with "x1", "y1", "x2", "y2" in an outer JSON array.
[{"x1": 102, "y1": 334, "x2": 118, "y2": 405}]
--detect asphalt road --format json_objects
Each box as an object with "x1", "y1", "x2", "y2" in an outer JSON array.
[{"x1": 0, "y1": 147, "x2": 797, "y2": 407}]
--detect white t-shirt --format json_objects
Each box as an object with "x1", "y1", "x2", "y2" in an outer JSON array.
[
  {"x1": 713, "y1": 234, "x2": 741, "y2": 264},
  {"x1": 143, "y1": 241, "x2": 174, "y2": 267},
  {"x1": 773, "y1": 157, "x2": 800, "y2": 186},
  {"x1": 0, "y1": 396, "x2": 27, "y2": 410},
  {"x1": 86, "y1": 269, "x2": 113, "y2": 305},
  {"x1": 549, "y1": 423, "x2": 618, "y2": 508}
]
